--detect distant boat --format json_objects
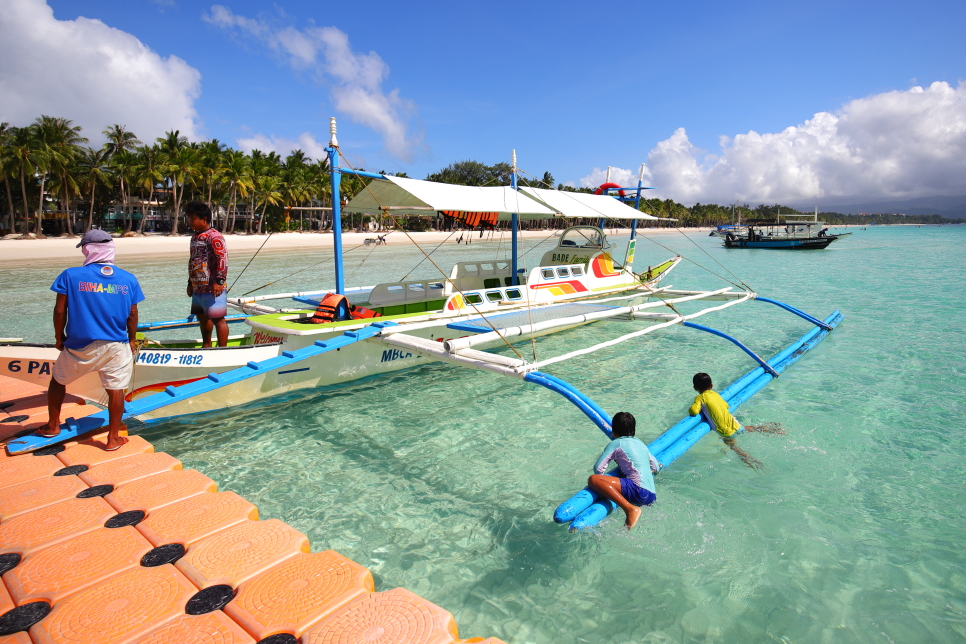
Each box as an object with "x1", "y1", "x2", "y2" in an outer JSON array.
[{"x1": 723, "y1": 207, "x2": 851, "y2": 250}]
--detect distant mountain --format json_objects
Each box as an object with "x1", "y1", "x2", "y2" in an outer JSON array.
[{"x1": 792, "y1": 195, "x2": 966, "y2": 219}]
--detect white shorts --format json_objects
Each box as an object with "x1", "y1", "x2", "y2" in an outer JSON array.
[{"x1": 53, "y1": 340, "x2": 134, "y2": 391}]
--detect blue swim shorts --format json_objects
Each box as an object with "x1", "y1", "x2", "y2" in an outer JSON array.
[
  {"x1": 620, "y1": 478, "x2": 656, "y2": 507},
  {"x1": 190, "y1": 290, "x2": 228, "y2": 319}
]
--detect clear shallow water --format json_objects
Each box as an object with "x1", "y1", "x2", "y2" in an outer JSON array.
[{"x1": 2, "y1": 226, "x2": 965, "y2": 643}]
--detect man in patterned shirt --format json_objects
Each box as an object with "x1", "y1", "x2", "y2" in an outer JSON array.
[{"x1": 185, "y1": 201, "x2": 229, "y2": 347}]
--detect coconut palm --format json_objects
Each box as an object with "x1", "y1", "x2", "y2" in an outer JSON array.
[
  {"x1": 221, "y1": 149, "x2": 252, "y2": 233},
  {"x1": 133, "y1": 145, "x2": 165, "y2": 234},
  {"x1": 0, "y1": 123, "x2": 17, "y2": 233},
  {"x1": 197, "y1": 139, "x2": 226, "y2": 226},
  {"x1": 254, "y1": 175, "x2": 282, "y2": 234},
  {"x1": 78, "y1": 147, "x2": 111, "y2": 232},
  {"x1": 103, "y1": 126, "x2": 140, "y2": 231},
  {"x1": 110, "y1": 149, "x2": 138, "y2": 232},
  {"x1": 8, "y1": 125, "x2": 46, "y2": 235},
  {"x1": 157, "y1": 130, "x2": 190, "y2": 235},
  {"x1": 34, "y1": 116, "x2": 88, "y2": 236}
]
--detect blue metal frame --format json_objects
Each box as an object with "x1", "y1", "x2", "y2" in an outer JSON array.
[
  {"x1": 755, "y1": 296, "x2": 833, "y2": 330},
  {"x1": 510, "y1": 167, "x2": 519, "y2": 286},
  {"x1": 682, "y1": 321, "x2": 779, "y2": 377},
  {"x1": 326, "y1": 145, "x2": 345, "y2": 295}
]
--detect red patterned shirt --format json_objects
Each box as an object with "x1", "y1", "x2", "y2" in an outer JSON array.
[{"x1": 188, "y1": 228, "x2": 228, "y2": 294}]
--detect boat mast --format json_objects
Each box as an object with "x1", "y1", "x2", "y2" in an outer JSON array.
[
  {"x1": 631, "y1": 163, "x2": 645, "y2": 241},
  {"x1": 511, "y1": 150, "x2": 519, "y2": 286},
  {"x1": 599, "y1": 167, "x2": 611, "y2": 230},
  {"x1": 326, "y1": 117, "x2": 345, "y2": 295}
]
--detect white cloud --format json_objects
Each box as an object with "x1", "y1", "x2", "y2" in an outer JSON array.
[
  {"x1": 579, "y1": 166, "x2": 648, "y2": 190},
  {"x1": 205, "y1": 5, "x2": 421, "y2": 162},
  {"x1": 0, "y1": 0, "x2": 202, "y2": 143},
  {"x1": 584, "y1": 82, "x2": 966, "y2": 205},
  {"x1": 236, "y1": 132, "x2": 328, "y2": 162}
]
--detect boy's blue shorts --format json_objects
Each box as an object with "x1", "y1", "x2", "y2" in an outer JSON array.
[
  {"x1": 620, "y1": 478, "x2": 656, "y2": 506},
  {"x1": 191, "y1": 291, "x2": 228, "y2": 319}
]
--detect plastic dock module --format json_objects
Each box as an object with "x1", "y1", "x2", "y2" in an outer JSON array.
[
  {"x1": 135, "y1": 611, "x2": 256, "y2": 644},
  {"x1": 78, "y1": 452, "x2": 182, "y2": 488},
  {"x1": 0, "y1": 455, "x2": 65, "y2": 488},
  {"x1": 0, "y1": 474, "x2": 88, "y2": 522},
  {"x1": 105, "y1": 469, "x2": 217, "y2": 514},
  {"x1": 136, "y1": 491, "x2": 258, "y2": 547},
  {"x1": 226, "y1": 550, "x2": 375, "y2": 640},
  {"x1": 5, "y1": 526, "x2": 155, "y2": 604},
  {"x1": 28, "y1": 565, "x2": 199, "y2": 644},
  {"x1": 176, "y1": 519, "x2": 310, "y2": 590},
  {"x1": 56, "y1": 435, "x2": 153, "y2": 467},
  {"x1": 0, "y1": 633, "x2": 33, "y2": 644},
  {"x1": 0, "y1": 497, "x2": 116, "y2": 556},
  {"x1": 302, "y1": 588, "x2": 461, "y2": 644},
  {"x1": 0, "y1": 577, "x2": 13, "y2": 614},
  {"x1": 0, "y1": 373, "x2": 504, "y2": 643}
]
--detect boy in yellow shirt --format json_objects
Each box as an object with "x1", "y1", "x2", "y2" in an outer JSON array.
[{"x1": 689, "y1": 372, "x2": 784, "y2": 469}]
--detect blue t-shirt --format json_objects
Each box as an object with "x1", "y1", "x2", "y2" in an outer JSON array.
[
  {"x1": 51, "y1": 263, "x2": 145, "y2": 349},
  {"x1": 594, "y1": 436, "x2": 657, "y2": 493}
]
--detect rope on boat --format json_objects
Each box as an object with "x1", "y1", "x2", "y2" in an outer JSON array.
[
  {"x1": 336, "y1": 150, "x2": 528, "y2": 362},
  {"x1": 228, "y1": 232, "x2": 273, "y2": 293}
]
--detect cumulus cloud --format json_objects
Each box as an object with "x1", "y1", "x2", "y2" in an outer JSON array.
[
  {"x1": 583, "y1": 82, "x2": 966, "y2": 205},
  {"x1": 579, "y1": 166, "x2": 648, "y2": 190},
  {"x1": 205, "y1": 5, "x2": 421, "y2": 161},
  {"x1": 0, "y1": 0, "x2": 202, "y2": 142},
  {"x1": 236, "y1": 132, "x2": 328, "y2": 162}
]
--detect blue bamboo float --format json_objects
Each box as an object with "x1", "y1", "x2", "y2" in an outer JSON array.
[{"x1": 555, "y1": 310, "x2": 843, "y2": 531}]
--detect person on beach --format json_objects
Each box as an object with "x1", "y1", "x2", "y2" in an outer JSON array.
[
  {"x1": 40, "y1": 230, "x2": 144, "y2": 451},
  {"x1": 588, "y1": 411, "x2": 658, "y2": 530},
  {"x1": 689, "y1": 372, "x2": 784, "y2": 469},
  {"x1": 186, "y1": 201, "x2": 229, "y2": 347}
]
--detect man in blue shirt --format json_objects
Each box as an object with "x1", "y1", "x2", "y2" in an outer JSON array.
[{"x1": 40, "y1": 230, "x2": 145, "y2": 450}]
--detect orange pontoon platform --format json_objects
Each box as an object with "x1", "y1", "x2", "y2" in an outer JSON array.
[{"x1": 0, "y1": 374, "x2": 506, "y2": 643}]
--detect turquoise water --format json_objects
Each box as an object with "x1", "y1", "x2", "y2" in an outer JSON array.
[{"x1": 2, "y1": 226, "x2": 965, "y2": 643}]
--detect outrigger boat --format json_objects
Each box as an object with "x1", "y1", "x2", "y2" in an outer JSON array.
[
  {"x1": 5, "y1": 119, "x2": 842, "y2": 464},
  {"x1": 723, "y1": 207, "x2": 851, "y2": 249}
]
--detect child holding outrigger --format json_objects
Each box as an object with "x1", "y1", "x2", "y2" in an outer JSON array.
[
  {"x1": 587, "y1": 411, "x2": 659, "y2": 530},
  {"x1": 689, "y1": 372, "x2": 785, "y2": 469}
]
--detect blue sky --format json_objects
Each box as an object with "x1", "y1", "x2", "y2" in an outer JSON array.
[{"x1": 4, "y1": 0, "x2": 965, "y2": 204}]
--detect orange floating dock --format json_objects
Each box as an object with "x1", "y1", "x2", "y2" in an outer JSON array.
[{"x1": 0, "y1": 375, "x2": 506, "y2": 643}]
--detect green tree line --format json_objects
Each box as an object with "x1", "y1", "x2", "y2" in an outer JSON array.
[{"x1": 2, "y1": 118, "x2": 959, "y2": 238}]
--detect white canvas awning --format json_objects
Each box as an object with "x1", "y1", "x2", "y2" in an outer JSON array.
[
  {"x1": 519, "y1": 187, "x2": 664, "y2": 220},
  {"x1": 344, "y1": 175, "x2": 558, "y2": 220}
]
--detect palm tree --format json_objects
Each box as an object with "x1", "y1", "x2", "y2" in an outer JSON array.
[
  {"x1": 78, "y1": 147, "x2": 111, "y2": 232},
  {"x1": 102, "y1": 125, "x2": 141, "y2": 158},
  {"x1": 255, "y1": 175, "x2": 282, "y2": 234},
  {"x1": 111, "y1": 149, "x2": 138, "y2": 232},
  {"x1": 197, "y1": 139, "x2": 225, "y2": 227},
  {"x1": 156, "y1": 130, "x2": 189, "y2": 235},
  {"x1": 133, "y1": 145, "x2": 164, "y2": 234},
  {"x1": 0, "y1": 123, "x2": 17, "y2": 233},
  {"x1": 221, "y1": 149, "x2": 252, "y2": 233},
  {"x1": 8, "y1": 125, "x2": 45, "y2": 235},
  {"x1": 34, "y1": 116, "x2": 88, "y2": 236}
]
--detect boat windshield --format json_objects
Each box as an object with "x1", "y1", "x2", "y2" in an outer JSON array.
[{"x1": 558, "y1": 227, "x2": 607, "y2": 249}]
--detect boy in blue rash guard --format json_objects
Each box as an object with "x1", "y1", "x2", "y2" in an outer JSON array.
[{"x1": 588, "y1": 412, "x2": 658, "y2": 530}]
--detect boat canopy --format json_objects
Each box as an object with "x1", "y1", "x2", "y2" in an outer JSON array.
[
  {"x1": 343, "y1": 175, "x2": 669, "y2": 221},
  {"x1": 343, "y1": 175, "x2": 557, "y2": 219},
  {"x1": 519, "y1": 187, "x2": 665, "y2": 221}
]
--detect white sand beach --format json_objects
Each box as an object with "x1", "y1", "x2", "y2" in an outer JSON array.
[{"x1": 0, "y1": 227, "x2": 707, "y2": 265}]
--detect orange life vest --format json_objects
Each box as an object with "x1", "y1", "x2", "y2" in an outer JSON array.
[
  {"x1": 349, "y1": 304, "x2": 382, "y2": 320},
  {"x1": 310, "y1": 293, "x2": 350, "y2": 324}
]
